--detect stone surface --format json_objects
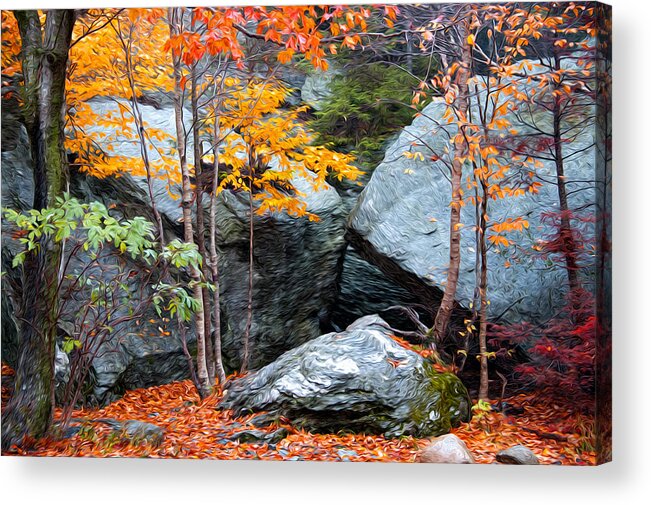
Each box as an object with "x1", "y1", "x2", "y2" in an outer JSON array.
[
  {"x1": 217, "y1": 171, "x2": 347, "y2": 371},
  {"x1": 496, "y1": 445, "x2": 540, "y2": 465},
  {"x1": 220, "y1": 315, "x2": 471, "y2": 438},
  {"x1": 418, "y1": 434, "x2": 475, "y2": 464},
  {"x1": 300, "y1": 67, "x2": 336, "y2": 111},
  {"x1": 58, "y1": 170, "x2": 197, "y2": 405},
  {"x1": 1, "y1": 98, "x2": 350, "y2": 403},
  {"x1": 85, "y1": 97, "x2": 350, "y2": 372},
  {"x1": 331, "y1": 245, "x2": 428, "y2": 332},
  {"x1": 83, "y1": 97, "x2": 190, "y2": 226},
  {"x1": 1, "y1": 100, "x2": 196, "y2": 406},
  {"x1": 113, "y1": 420, "x2": 165, "y2": 447},
  {"x1": 227, "y1": 427, "x2": 289, "y2": 445},
  {"x1": 348, "y1": 66, "x2": 596, "y2": 325}
]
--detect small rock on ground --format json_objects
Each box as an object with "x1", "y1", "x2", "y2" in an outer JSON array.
[
  {"x1": 418, "y1": 434, "x2": 475, "y2": 464},
  {"x1": 496, "y1": 445, "x2": 540, "y2": 465}
]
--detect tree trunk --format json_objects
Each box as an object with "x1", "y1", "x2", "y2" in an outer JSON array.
[
  {"x1": 552, "y1": 50, "x2": 581, "y2": 295},
  {"x1": 432, "y1": 28, "x2": 472, "y2": 342},
  {"x1": 477, "y1": 180, "x2": 490, "y2": 401},
  {"x1": 209, "y1": 103, "x2": 227, "y2": 385},
  {"x1": 240, "y1": 151, "x2": 255, "y2": 373},
  {"x1": 593, "y1": 3, "x2": 612, "y2": 462},
  {"x1": 190, "y1": 61, "x2": 216, "y2": 383},
  {"x1": 118, "y1": 22, "x2": 166, "y2": 247},
  {"x1": 2, "y1": 10, "x2": 75, "y2": 451},
  {"x1": 168, "y1": 6, "x2": 211, "y2": 399}
]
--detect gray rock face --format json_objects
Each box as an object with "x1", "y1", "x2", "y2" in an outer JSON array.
[
  {"x1": 82, "y1": 98, "x2": 189, "y2": 225},
  {"x1": 300, "y1": 67, "x2": 336, "y2": 111},
  {"x1": 349, "y1": 70, "x2": 596, "y2": 325},
  {"x1": 1, "y1": 159, "x2": 197, "y2": 404},
  {"x1": 220, "y1": 315, "x2": 471, "y2": 438},
  {"x1": 2, "y1": 99, "x2": 349, "y2": 402},
  {"x1": 331, "y1": 245, "x2": 427, "y2": 332},
  {"x1": 1, "y1": 125, "x2": 34, "y2": 212},
  {"x1": 0, "y1": 286, "x2": 20, "y2": 367},
  {"x1": 84, "y1": 97, "x2": 350, "y2": 372},
  {"x1": 496, "y1": 445, "x2": 540, "y2": 465},
  {"x1": 217, "y1": 172, "x2": 347, "y2": 371},
  {"x1": 418, "y1": 434, "x2": 475, "y2": 464}
]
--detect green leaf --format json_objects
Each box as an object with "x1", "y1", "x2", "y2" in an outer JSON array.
[{"x1": 12, "y1": 251, "x2": 26, "y2": 268}]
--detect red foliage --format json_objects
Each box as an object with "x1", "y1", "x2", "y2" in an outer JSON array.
[
  {"x1": 536, "y1": 209, "x2": 595, "y2": 272},
  {"x1": 490, "y1": 288, "x2": 597, "y2": 409},
  {"x1": 488, "y1": 207, "x2": 603, "y2": 411}
]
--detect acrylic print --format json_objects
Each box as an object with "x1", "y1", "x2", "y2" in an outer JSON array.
[{"x1": 1, "y1": 2, "x2": 611, "y2": 464}]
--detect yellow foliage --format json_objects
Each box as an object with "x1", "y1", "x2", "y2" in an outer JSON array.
[
  {"x1": 217, "y1": 77, "x2": 360, "y2": 217},
  {"x1": 2, "y1": 7, "x2": 367, "y2": 219},
  {"x1": 64, "y1": 10, "x2": 178, "y2": 182}
]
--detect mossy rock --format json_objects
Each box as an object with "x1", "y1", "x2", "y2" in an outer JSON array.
[{"x1": 220, "y1": 315, "x2": 470, "y2": 438}]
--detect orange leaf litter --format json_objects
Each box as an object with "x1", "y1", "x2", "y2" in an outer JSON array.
[{"x1": 1, "y1": 362, "x2": 595, "y2": 464}]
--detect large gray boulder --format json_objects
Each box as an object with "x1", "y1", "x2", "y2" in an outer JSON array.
[
  {"x1": 0, "y1": 118, "x2": 31, "y2": 368},
  {"x1": 220, "y1": 315, "x2": 471, "y2": 438},
  {"x1": 348, "y1": 70, "x2": 596, "y2": 325},
  {"x1": 84, "y1": 98, "x2": 350, "y2": 372},
  {"x1": 2, "y1": 98, "x2": 349, "y2": 401},
  {"x1": 217, "y1": 172, "x2": 347, "y2": 371},
  {"x1": 1, "y1": 156, "x2": 196, "y2": 405},
  {"x1": 300, "y1": 67, "x2": 337, "y2": 111},
  {"x1": 82, "y1": 97, "x2": 189, "y2": 225}
]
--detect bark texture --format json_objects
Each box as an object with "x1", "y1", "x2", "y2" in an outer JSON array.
[{"x1": 2, "y1": 9, "x2": 76, "y2": 451}]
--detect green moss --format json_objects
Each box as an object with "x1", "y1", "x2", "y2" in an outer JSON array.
[
  {"x1": 406, "y1": 364, "x2": 471, "y2": 437},
  {"x1": 310, "y1": 63, "x2": 424, "y2": 176}
]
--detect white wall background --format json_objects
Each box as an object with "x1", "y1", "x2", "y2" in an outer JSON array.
[{"x1": 1, "y1": 0, "x2": 649, "y2": 503}]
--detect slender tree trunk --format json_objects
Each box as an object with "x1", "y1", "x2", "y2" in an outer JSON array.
[
  {"x1": 209, "y1": 104, "x2": 227, "y2": 385},
  {"x1": 552, "y1": 50, "x2": 581, "y2": 295},
  {"x1": 593, "y1": 4, "x2": 612, "y2": 462},
  {"x1": 168, "y1": 6, "x2": 211, "y2": 399},
  {"x1": 477, "y1": 179, "x2": 490, "y2": 401},
  {"x1": 240, "y1": 152, "x2": 254, "y2": 373},
  {"x1": 433, "y1": 30, "x2": 472, "y2": 342},
  {"x1": 178, "y1": 314, "x2": 201, "y2": 394},
  {"x1": 2, "y1": 10, "x2": 75, "y2": 451},
  {"x1": 119, "y1": 24, "x2": 166, "y2": 247},
  {"x1": 190, "y1": 62, "x2": 216, "y2": 383}
]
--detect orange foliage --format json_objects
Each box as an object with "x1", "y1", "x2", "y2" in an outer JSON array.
[
  {"x1": 1, "y1": 11, "x2": 21, "y2": 77},
  {"x1": 453, "y1": 393, "x2": 597, "y2": 465},
  {"x1": 0, "y1": 363, "x2": 594, "y2": 464}
]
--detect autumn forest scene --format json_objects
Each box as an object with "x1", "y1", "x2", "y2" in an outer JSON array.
[{"x1": 0, "y1": 2, "x2": 611, "y2": 465}]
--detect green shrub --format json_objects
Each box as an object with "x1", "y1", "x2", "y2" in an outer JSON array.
[{"x1": 310, "y1": 63, "x2": 422, "y2": 175}]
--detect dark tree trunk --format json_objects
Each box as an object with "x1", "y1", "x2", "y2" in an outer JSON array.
[
  {"x1": 477, "y1": 179, "x2": 490, "y2": 401},
  {"x1": 2, "y1": 9, "x2": 75, "y2": 452},
  {"x1": 240, "y1": 150, "x2": 255, "y2": 373},
  {"x1": 593, "y1": 3, "x2": 612, "y2": 463},
  {"x1": 552, "y1": 49, "x2": 581, "y2": 295}
]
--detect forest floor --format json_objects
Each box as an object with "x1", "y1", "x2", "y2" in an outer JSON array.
[{"x1": 1, "y1": 362, "x2": 596, "y2": 464}]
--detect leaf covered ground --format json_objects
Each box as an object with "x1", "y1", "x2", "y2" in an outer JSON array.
[{"x1": 1, "y1": 362, "x2": 596, "y2": 464}]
